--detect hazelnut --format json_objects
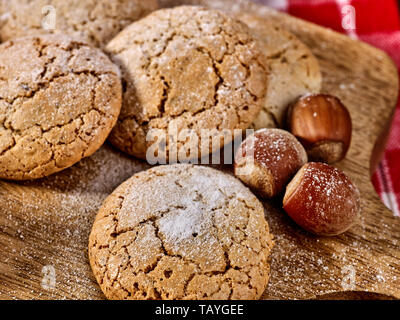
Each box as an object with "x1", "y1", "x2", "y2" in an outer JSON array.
[
  {"x1": 287, "y1": 94, "x2": 352, "y2": 164},
  {"x1": 234, "y1": 128, "x2": 308, "y2": 198},
  {"x1": 283, "y1": 162, "x2": 361, "y2": 236}
]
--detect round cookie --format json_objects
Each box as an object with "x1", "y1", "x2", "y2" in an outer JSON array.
[
  {"x1": 89, "y1": 164, "x2": 274, "y2": 300},
  {"x1": 0, "y1": 0, "x2": 159, "y2": 48},
  {"x1": 236, "y1": 13, "x2": 322, "y2": 129},
  {"x1": 0, "y1": 34, "x2": 122, "y2": 180},
  {"x1": 105, "y1": 6, "x2": 269, "y2": 162}
]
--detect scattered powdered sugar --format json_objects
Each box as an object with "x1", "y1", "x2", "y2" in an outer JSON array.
[
  {"x1": 159, "y1": 206, "x2": 205, "y2": 242},
  {"x1": 303, "y1": 163, "x2": 356, "y2": 214},
  {"x1": 0, "y1": 144, "x2": 149, "y2": 299},
  {"x1": 156, "y1": 166, "x2": 251, "y2": 246}
]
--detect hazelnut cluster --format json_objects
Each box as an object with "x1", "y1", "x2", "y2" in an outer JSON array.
[{"x1": 234, "y1": 94, "x2": 360, "y2": 236}]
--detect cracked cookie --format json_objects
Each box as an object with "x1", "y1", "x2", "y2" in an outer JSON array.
[
  {"x1": 105, "y1": 6, "x2": 269, "y2": 162},
  {"x1": 89, "y1": 164, "x2": 274, "y2": 300},
  {"x1": 0, "y1": 34, "x2": 122, "y2": 180},
  {"x1": 0, "y1": 0, "x2": 159, "y2": 48},
  {"x1": 236, "y1": 13, "x2": 322, "y2": 129}
]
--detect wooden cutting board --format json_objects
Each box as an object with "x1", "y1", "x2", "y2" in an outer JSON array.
[{"x1": 0, "y1": 0, "x2": 399, "y2": 300}]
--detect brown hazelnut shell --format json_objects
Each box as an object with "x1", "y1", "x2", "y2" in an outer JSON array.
[
  {"x1": 234, "y1": 129, "x2": 308, "y2": 198},
  {"x1": 283, "y1": 162, "x2": 361, "y2": 236},
  {"x1": 287, "y1": 94, "x2": 352, "y2": 164}
]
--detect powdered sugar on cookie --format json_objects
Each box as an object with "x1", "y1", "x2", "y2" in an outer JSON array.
[{"x1": 89, "y1": 164, "x2": 274, "y2": 300}]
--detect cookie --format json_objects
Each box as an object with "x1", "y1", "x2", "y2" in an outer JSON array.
[
  {"x1": 0, "y1": 34, "x2": 122, "y2": 180},
  {"x1": 89, "y1": 164, "x2": 274, "y2": 300},
  {"x1": 0, "y1": 0, "x2": 158, "y2": 48},
  {"x1": 105, "y1": 6, "x2": 269, "y2": 162},
  {"x1": 237, "y1": 13, "x2": 322, "y2": 129}
]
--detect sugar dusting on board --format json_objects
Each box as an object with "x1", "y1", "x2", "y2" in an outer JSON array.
[
  {"x1": 0, "y1": 141, "x2": 398, "y2": 299},
  {"x1": 0, "y1": 144, "x2": 149, "y2": 299}
]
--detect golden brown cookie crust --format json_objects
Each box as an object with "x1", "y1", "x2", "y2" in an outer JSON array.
[
  {"x1": 0, "y1": 34, "x2": 122, "y2": 180},
  {"x1": 236, "y1": 13, "x2": 322, "y2": 129},
  {"x1": 0, "y1": 0, "x2": 159, "y2": 48},
  {"x1": 106, "y1": 6, "x2": 269, "y2": 161},
  {"x1": 89, "y1": 164, "x2": 274, "y2": 300}
]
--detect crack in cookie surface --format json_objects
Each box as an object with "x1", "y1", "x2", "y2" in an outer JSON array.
[
  {"x1": 0, "y1": 34, "x2": 122, "y2": 180},
  {"x1": 106, "y1": 6, "x2": 269, "y2": 161},
  {"x1": 89, "y1": 164, "x2": 274, "y2": 300}
]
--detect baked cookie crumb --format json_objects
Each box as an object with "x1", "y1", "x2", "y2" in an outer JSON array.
[
  {"x1": 0, "y1": 34, "x2": 122, "y2": 180},
  {"x1": 106, "y1": 6, "x2": 269, "y2": 161},
  {"x1": 89, "y1": 164, "x2": 274, "y2": 300}
]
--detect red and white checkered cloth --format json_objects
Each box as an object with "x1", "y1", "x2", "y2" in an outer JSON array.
[{"x1": 255, "y1": 0, "x2": 400, "y2": 216}]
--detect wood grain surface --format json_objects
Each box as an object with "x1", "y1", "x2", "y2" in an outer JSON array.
[{"x1": 1, "y1": 0, "x2": 399, "y2": 300}]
